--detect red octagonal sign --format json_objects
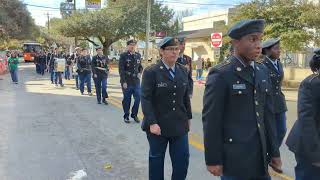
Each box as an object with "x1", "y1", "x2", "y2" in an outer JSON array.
[{"x1": 211, "y1": 33, "x2": 223, "y2": 48}]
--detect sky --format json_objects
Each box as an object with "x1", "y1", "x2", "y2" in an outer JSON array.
[{"x1": 23, "y1": 0, "x2": 251, "y2": 26}]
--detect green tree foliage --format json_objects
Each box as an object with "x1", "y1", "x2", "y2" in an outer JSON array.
[
  {"x1": 232, "y1": 0, "x2": 320, "y2": 52},
  {"x1": 58, "y1": 0, "x2": 174, "y2": 55},
  {"x1": 39, "y1": 18, "x2": 74, "y2": 48},
  {"x1": 0, "y1": 0, "x2": 38, "y2": 40}
]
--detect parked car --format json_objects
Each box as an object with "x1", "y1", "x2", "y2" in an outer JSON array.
[{"x1": 108, "y1": 54, "x2": 120, "y2": 62}]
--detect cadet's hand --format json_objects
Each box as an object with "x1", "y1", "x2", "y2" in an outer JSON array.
[
  {"x1": 207, "y1": 165, "x2": 223, "y2": 176},
  {"x1": 188, "y1": 120, "x2": 191, "y2": 129},
  {"x1": 122, "y1": 83, "x2": 128, "y2": 89},
  {"x1": 93, "y1": 74, "x2": 97, "y2": 78},
  {"x1": 270, "y1": 157, "x2": 283, "y2": 173},
  {"x1": 137, "y1": 73, "x2": 141, "y2": 79},
  {"x1": 150, "y1": 124, "x2": 161, "y2": 135}
]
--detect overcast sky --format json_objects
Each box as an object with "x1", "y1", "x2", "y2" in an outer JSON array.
[{"x1": 22, "y1": 0, "x2": 251, "y2": 26}]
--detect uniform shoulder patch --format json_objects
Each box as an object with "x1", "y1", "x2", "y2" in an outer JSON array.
[{"x1": 214, "y1": 60, "x2": 231, "y2": 70}]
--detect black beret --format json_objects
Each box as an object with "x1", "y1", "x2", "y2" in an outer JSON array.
[
  {"x1": 262, "y1": 38, "x2": 280, "y2": 49},
  {"x1": 177, "y1": 37, "x2": 185, "y2": 43},
  {"x1": 95, "y1": 46, "x2": 103, "y2": 50},
  {"x1": 127, "y1": 39, "x2": 137, "y2": 45},
  {"x1": 158, "y1": 37, "x2": 178, "y2": 49},
  {"x1": 228, "y1": 19, "x2": 265, "y2": 40},
  {"x1": 314, "y1": 48, "x2": 320, "y2": 55}
]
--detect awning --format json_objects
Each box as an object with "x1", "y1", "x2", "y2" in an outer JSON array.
[{"x1": 177, "y1": 28, "x2": 214, "y2": 39}]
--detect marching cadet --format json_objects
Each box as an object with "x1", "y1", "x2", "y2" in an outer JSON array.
[
  {"x1": 71, "y1": 47, "x2": 81, "y2": 90},
  {"x1": 286, "y1": 49, "x2": 320, "y2": 180},
  {"x1": 262, "y1": 39, "x2": 287, "y2": 149},
  {"x1": 38, "y1": 51, "x2": 47, "y2": 76},
  {"x1": 92, "y1": 46, "x2": 109, "y2": 105},
  {"x1": 118, "y1": 40, "x2": 143, "y2": 123},
  {"x1": 141, "y1": 37, "x2": 192, "y2": 180},
  {"x1": 202, "y1": 19, "x2": 281, "y2": 180},
  {"x1": 177, "y1": 37, "x2": 193, "y2": 97},
  {"x1": 77, "y1": 48, "x2": 93, "y2": 96},
  {"x1": 48, "y1": 48, "x2": 58, "y2": 84}
]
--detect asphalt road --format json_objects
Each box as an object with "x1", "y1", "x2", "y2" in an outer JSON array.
[{"x1": 0, "y1": 63, "x2": 298, "y2": 180}]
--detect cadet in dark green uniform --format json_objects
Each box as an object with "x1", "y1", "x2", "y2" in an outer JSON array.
[
  {"x1": 202, "y1": 19, "x2": 281, "y2": 180},
  {"x1": 286, "y1": 49, "x2": 320, "y2": 180},
  {"x1": 262, "y1": 38, "x2": 287, "y2": 149},
  {"x1": 141, "y1": 37, "x2": 192, "y2": 180}
]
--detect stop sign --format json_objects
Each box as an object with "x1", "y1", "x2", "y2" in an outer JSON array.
[{"x1": 211, "y1": 33, "x2": 223, "y2": 48}]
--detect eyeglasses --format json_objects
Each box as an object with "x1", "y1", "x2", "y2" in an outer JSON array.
[{"x1": 164, "y1": 47, "x2": 180, "y2": 52}]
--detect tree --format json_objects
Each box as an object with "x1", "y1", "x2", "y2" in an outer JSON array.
[
  {"x1": 58, "y1": 0, "x2": 174, "y2": 55},
  {"x1": 40, "y1": 18, "x2": 74, "y2": 48},
  {"x1": 0, "y1": 0, "x2": 38, "y2": 40},
  {"x1": 232, "y1": 0, "x2": 320, "y2": 52}
]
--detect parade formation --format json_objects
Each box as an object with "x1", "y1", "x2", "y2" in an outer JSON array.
[{"x1": 1, "y1": 0, "x2": 320, "y2": 180}]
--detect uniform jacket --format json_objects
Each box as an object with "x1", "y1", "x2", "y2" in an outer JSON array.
[
  {"x1": 77, "y1": 55, "x2": 92, "y2": 75},
  {"x1": 263, "y1": 57, "x2": 287, "y2": 113},
  {"x1": 141, "y1": 60, "x2": 192, "y2": 137},
  {"x1": 91, "y1": 54, "x2": 109, "y2": 78},
  {"x1": 38, "y1": 55, "x2": 47, "y2": 66},
  {"x1": 286, "y1": 74, "x2": 320, "y2": 164},
  {"x1": 177, "y1": 54, "x2": 193, "y2": 96},
  {"x1": 202, "y1": 56, "x2": 280, "y2": 178},
  {"x1": 119, "y1": 51, "x2": 143, "y2": 86}
]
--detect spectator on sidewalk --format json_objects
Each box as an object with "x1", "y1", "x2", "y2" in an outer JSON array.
[
  {"x1": 77, "y1": 48, "x2": 92, "y2": 96},
  {"x1": 195, "y1": 57, "x2": 204, "y2": 80},
  {"x1": 205, "y1": 58, "x2": 212, "y2": 70},
  {"x1": 286, "y1": 49, "x2": 320, "y2": 180},
  {"x1": 8, "y1": 51, "x2": 19, "y2": 84}
]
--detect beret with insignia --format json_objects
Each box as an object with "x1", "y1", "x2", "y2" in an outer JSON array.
[
  {"x1": 262, "y1": 38, "x2": 280, "y2": 49},
  {"x1": 313, "y1": 48, "x2": 320, "y2": 55},
  {"x1": 127, "y1": 39, "x2": 137, "y2": 46},
  {"x1": 158, "y1": 37, "x2": 178, "y2": 49},
  {"x1": 228, "y1": 19, "x2": 265, "y2": 40}
]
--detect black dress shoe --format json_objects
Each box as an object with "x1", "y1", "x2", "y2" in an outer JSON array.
[
  {"x1": 97, "y1": 102, "x2": 101, "y2": 104},
  {"x1": 102, "y1": 100, "x2": 108, "y2": 105},
  {"x1": 132, "y1": 116, "x2": 140, "y2": 123},
  {"x1": 124, "y1": 117, "x2": 130, "y2": 123}
]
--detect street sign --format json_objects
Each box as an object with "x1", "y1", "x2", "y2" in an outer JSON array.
[
  {"x1": 85, "y1": 0, "x2": 101, "y2": 9},
  {"x1": 211, "y1": 33, "x2": 223, "y2": 48}
]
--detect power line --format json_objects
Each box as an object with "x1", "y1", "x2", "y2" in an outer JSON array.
[{"x1": 156, "y1": 0, "x2": 240, "y2": 6}]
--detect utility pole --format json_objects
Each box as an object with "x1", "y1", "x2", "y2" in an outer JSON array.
[
  {"x1": 144, "y1": 0, "x2": 151, "y2": 62},
  {"x1": 74, "y1": 0, "x2": 78, "y2": 47},
  {"x1": 46, "y1": 12, "x2": 50, "y2": 34}
]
